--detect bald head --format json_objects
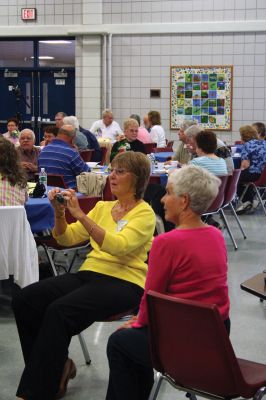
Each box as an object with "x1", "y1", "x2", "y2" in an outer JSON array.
[{"x1": 58, "y1": 125, "x2": 76, "y2": 145}]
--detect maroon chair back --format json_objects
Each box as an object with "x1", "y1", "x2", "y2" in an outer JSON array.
[
  {"x1": 147, "y1": 291, "x2": 248, "y2": 398},
  {"x1": 79, "y1": 149, "x2": 94, "y2": 162},
  {"x1": 166, "y1": 140, "x2": 174, "y2": 148},
  {"x1": 149, "y1": 175, "x2": 161, "y2": 185},
  {"x1": 154, "y1": 146, "x2": 173, "y2": 153},
  {"x1": 223, "y1": 169, "x2": 241, "y2": 206},
  {"x1": 47, "y1": 174, "x2": 68, "y2": 188},
  {"x1": 205, "y1": 175, "x2": 228, "y2": 213},
  {"x1": 103, "y1": 177, "x2": 116, "y2": 201},
  {"x1": 254, "y1": 164, "x2": 266, "y2": 186},
  {"x1": 144, "y1": 143, "x2": 157, "y2": 154},
  {"x1": 100, "y1": 146, "x2": 108, "y2": 165},
  {"x1": 65, "y1": 196, "x2": 101, "y2": 224}
]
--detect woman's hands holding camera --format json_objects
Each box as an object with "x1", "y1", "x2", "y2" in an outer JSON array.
[{"x1": 48, "y1": 188, "x2": 85, "y2": 220}]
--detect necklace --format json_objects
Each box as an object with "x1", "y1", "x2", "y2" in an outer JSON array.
[{"x1": 116, "y1": 200, "x2": 140, "y2": 212}]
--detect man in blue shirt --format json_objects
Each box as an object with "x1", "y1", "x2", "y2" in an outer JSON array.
[{"x1": 38, "y1": 125, "x2": 90, "y2": 189}]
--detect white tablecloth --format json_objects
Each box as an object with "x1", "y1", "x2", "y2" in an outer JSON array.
[{"x1": 0, "y1": 206, "x2": 39, "y2": 288}]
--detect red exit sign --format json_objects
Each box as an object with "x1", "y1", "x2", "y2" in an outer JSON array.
[{"x1": 21, "y1": 8, "x2": 37, "y2": 20}]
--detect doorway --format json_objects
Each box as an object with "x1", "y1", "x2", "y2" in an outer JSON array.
[{"x1": 0, "y1": 38, "x2": 75, "y2": 143}]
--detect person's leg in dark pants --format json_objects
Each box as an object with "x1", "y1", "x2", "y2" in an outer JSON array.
[
  {"x1": 237, "y1": 169, "x2": 260, "y2": 203},
  {"x1": 12, "y1": 271, "x2": 143, "y2": 400},
  {"x1": 106, "y1": 327, "x2": 154, "y2": 400}
]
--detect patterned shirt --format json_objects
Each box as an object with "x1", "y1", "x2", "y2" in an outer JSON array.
[
  {"x1": 241, "y1": 139, "x2": 266, "y2": 174},
  {"x1": 0, "y1": 174, "x2": 27, "y2": 206},
  {"x1": 190, "y1": 156, "x2": 227, "y2": 176},
  {"x1": 110, "y1": 139, "x2": 146, "y2": 162},
  {"x1": 17, "y1": 146, "x2": 40, "y2": 181},
  {"x1": 38, "y1": 139, "x2": 89, "y2": 188}
]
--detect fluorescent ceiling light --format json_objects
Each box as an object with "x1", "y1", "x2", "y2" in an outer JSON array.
[
  {"x1": 39, "y1": 40, "x2": 72, "y2": 44},
  {"x1": 30, "y1": 56, "x2": 55, "y2": 60}
]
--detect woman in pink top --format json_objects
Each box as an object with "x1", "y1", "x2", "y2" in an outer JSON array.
[
  {"x1": 130, "y1": 114, "x2": 151, "y2": 144},
  {"x1": 106, "y1": 165, "x2": 230, "y2": 400}
]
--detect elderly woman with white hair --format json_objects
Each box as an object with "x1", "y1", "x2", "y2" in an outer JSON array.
[
  {"x1": 63, "y1": 115, "x2": 88, "y2": 150},
  {"x1": 105, "y1": 165, "x2": 230, "y2": 400},
  {"x1": 171, "y1": 119, "x2": 198, "y2": 164}
]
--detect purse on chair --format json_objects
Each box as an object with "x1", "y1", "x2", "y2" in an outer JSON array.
[{"x1": 30, "y1": 182, "x2": 46, "y2": 198}]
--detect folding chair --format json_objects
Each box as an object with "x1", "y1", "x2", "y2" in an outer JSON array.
[
  {"x1": 144, "y1": 143, "x2": 157, "y2": 154},
  {"x1": 154, "y1": 146, "x2": 173, "y2": 152},
  {"x1": 219, "y1": 169, "x2": 247, "y2": 250},
  {"x1": 239, "y1": 165, "x2": 266, "y2": 217},
  {"x1": 47, "y1": 174, "x2": 68, "y2": 189},
  {"x1": 35, "y1": 196, "x2": 100, "y2": 275},
  {"x1": 79, "y1": 149, "x2": 94, "y2": 162},
  {"x1": 147, "y1": 290, "x2": 266, "y2": 400}
]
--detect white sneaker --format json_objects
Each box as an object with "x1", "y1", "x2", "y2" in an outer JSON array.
[
  {"x1": 236, "y1": 201, "x2": 253, "y2": 215},
  {"x1": 252, "y1": 199, "x2": 260, "y2": 209}
]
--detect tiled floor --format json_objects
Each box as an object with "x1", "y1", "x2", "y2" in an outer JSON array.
[{"x1": 0, "y1": 209, "x2": 266, "y2": 400}]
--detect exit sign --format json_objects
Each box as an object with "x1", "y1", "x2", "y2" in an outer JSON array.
[{"x1": 21, "y1": 8, "x2": 37, "y2": 21}]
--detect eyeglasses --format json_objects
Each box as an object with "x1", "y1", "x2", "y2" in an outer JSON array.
[{"x1": 109, "y1": 168, "x2": 129, "y2": 176}]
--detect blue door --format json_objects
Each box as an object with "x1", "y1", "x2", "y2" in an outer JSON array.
[{"x1": 0, "y1": 68, "x2": 75, "y2": 143}]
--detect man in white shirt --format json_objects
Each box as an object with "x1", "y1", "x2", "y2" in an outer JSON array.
[{"x1": 90, "y1": 109, "x2": 121, "y2": 141}]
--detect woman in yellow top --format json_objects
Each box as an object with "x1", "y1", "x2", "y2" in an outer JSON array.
[{"x1": 13, "y1": 151, "x2": 155, "y2": 400}]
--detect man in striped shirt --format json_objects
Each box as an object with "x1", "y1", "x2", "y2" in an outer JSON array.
[{"x1": 38, "y1": 125, "x2": 89, "y2": 189}]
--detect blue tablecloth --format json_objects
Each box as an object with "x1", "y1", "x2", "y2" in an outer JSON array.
[
  {"x1": 155, "y1": 152, "x2": 174, "y2": 162},
  {"x1": 25, "y1": 196, "x2": 54, "y2": 233}
]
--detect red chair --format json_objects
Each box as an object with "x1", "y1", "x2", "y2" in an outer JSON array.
[
  {"x1": 100, "y1": 146, "x2": 108, "y2": 165},
  {"x1": 103, "y1": 176, "x2": 116, "y2": 201},
  {"x1": 147, "y1": 290, "x2": 266, "y2": 400},
  {"x1": 47, "y1": 174, "x2": 68, "y2": 189},
  {"x1": 154, "y1": 146, "x2": 173, "y2": 153},
  {"x1": 144, "y1": 143, "x2": 157, "y2": 154},
  {"x1": 239, "y1": 165, "x2": 266, "y2": 217},
  {"x1": 166, "y1": 140, "x2": 174, "y2": 148},
  {"x1": 148, "y1": 175, "x2": 161, "y2": 185},
  {"x1": 35, "y1": 196, "x2": 100, "y2": 275},
  {"x1": 219, "y1": 169, "x2": 247, "y2": 250},
  {"x1": 203, "y1": 175, "x2": 228, "y2": 215},
  {"x1": 79, "y1": 149, "x2": 94, "y2": 162}
]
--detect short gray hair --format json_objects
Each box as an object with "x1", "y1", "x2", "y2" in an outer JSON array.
[
  {"x1": 168, "y1": 165, "x2": 221, "y2": 215},
  {"x1": 185, "y1": 125, "x2": 202, "y2": 140},
  {"x1": 63, "y1": 115, "x2": 79, "y2": 130},
  {"x1": 180, "y1": 120, "x2": 197, "y2": 131},
  {"x1": 59, "y1": 125, "x2": 76, "y2": 138},
  {"x1": 20, "y1": 129, "x2": 35, "y2": 141}
]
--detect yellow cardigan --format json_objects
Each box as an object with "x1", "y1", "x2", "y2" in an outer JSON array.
[{"x1": 53, "y1": 200, "x2": 155, "y2": 288}]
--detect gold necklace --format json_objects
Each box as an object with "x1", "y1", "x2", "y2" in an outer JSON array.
[{"x1": 116, "y1": 200, "x2": 140, "y2": 212}]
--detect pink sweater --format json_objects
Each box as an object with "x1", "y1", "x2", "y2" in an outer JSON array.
[
  {"x1": 133, "y1": 226, "x2": 230, "y2": 328},
  {"x1": 137, "y1": 127, "x2": 151, "y2": 144}
]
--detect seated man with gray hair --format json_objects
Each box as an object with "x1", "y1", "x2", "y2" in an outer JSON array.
[
  {"x1": 38, "y1": 125, "x2": 89, "y2": 189},
  {"x1": 17, "y1": 129, "x2": 40, "y2": 181},
  {"x1": 63, "y1": 115, "x2": 88, "y2": 150},
  {"x1": 172, "y1": 120, "x2": 198, "y2": 164},
  {"x1": 90, "y1": 109, "x2": 122, "y2": 141}
]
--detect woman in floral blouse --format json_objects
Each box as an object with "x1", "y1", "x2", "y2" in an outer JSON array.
[{"x1": 0, "y1": 136, "x2": 27, "y2": 206}]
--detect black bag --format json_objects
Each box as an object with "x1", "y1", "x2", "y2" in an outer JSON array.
[{"x1": 30, "y1": 182, "x2": 46, "y2": 198}]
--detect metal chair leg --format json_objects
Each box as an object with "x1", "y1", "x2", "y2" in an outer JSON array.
[
  {"x1": 229, "y1": 202, "x2": 247, "y2": 239},
  {"x1": 78, "y1": 332, "x2": 91, "y2": 365},
  {"x1": 148, "y1": 372, "x2": 163, "y2": 400},
  {"x1": 42, "y1": 245, "x2": 59, "y2": 276},
  {"x1": 219, "y1": 209, "x2": 238, "y2": 250},
  {"x1": 255, "y1": 187, "x2": 266, "y2": 216}
]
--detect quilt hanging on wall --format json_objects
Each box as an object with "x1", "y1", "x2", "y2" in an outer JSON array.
[{"x1": 170, "y1": 65, "x2": 233, "y2": 131}]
